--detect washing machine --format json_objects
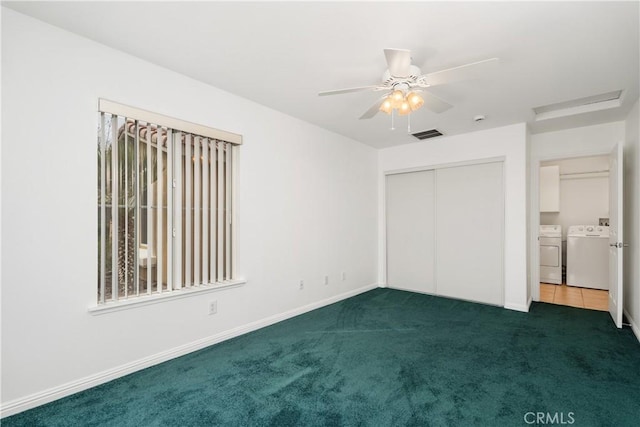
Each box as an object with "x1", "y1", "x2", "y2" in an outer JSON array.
[
  {"x1": 566, "y1": 225, "x2": 609, "y2": 290},
  {"x1": 540, "y1": 225, "x2": 562, "y2": 284}
]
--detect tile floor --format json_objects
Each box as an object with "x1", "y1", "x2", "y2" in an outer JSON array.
[{"x1": 539, "y1": 283, "x2": 608, "y2": 311}]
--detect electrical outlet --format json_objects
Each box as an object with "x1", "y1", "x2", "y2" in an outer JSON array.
[
  {"x1": 209, "y1": 300, "x2": 218, "y2": 315},
  {"x1": 341, "y1": 272, "x2": 346, "y2": 281},
  {"x1": 324, "y1": 275, "x2": 329, "y2": 285},
  {"x1": 299, "y1": 280, "x2": 304, "y2": 290}
]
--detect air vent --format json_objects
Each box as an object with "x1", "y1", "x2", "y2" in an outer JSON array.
[{"x1": 412, "y1": 129, "x2": 443, "y2": 140}]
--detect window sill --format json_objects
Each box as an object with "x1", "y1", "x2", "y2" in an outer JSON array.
[{"x1": 88, "y1": 279, "x2": 246, "y2": 315}]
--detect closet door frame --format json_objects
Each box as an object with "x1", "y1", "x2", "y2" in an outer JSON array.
[{"x1": 383, "y1": 156, "x2": 505, "y2": 306}]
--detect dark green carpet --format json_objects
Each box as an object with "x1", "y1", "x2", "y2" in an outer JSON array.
[{"x1": 4, "y1": 288, "x2": 640, "y2": 426}]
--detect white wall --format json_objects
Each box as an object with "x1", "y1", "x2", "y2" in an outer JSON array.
[
  {"x1": 378, "y1": 123, "x2": 529, "y2": 312},
  {"x1": 529, "y1": 121, "x2": 625, "y2": 300},
  {"x1": 623, "y1": 99, "x2": 640, "y2": 339},
  {"x1": 531, "y1": 122, "x2": 625, "y2": 159},
  {"x1": 1, "y1": 9, "x2": 378, "y2": 411}
]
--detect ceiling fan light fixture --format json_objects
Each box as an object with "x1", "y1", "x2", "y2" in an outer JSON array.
[
  {"x1": 379, "y1": 98, "x2": 393, "y2": 114},
  {"x1": 398, "y1": 100, "x2": 411, "y2": 116},
  {"x1": 320, "y1": 49, "x2": 497, "y2": 128},
  {"x1": 390, "y1": 90, "x2": 405, "y2": 108},
  {"x1": 407, "y1": 92, "x2": 424, "y2": 111}
]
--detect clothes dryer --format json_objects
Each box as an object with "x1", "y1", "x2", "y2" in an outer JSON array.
[{"x1": 540, "y1": 225, "x2": 562, "y2": 284}]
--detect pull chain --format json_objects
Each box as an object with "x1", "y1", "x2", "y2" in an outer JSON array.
[
  {"x1": 390, "y1": 109, "x2": 395, "y2": 131},
  {"x1": 407, "y1": 114, "x2": 411, "y2": 134}
]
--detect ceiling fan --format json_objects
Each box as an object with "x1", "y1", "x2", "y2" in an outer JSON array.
[{"x1": 319, "y1": 48, "x2": 499, "y2": 120}]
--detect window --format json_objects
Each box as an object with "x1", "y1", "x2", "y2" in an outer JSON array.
[{"x1": 97, "y1": 100, "x2": 241, "y2": 305}]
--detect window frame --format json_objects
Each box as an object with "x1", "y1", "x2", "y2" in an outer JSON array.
[{"x1": 92, "y1": 99, "x2": 244, "y2": 314}]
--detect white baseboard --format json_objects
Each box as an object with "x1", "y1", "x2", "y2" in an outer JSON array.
[
  {"x1": 624, "y1": 309, "x2": 640, "y2": 343},
  {"x1": 504, "y1": 301, "x2": 530, "y2": 313},
  {"x1": 1, "y1": 283, "x2": 380, "y2": 418}
]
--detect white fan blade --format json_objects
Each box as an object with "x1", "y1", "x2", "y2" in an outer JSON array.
[
  {"x1": 384, "y1": 48, "x2": 412, "y2": 78},
  {"x1": 359, "y1": 95, "x2": 389, "y2": 120},
  {"x1": 318, "y1": 86, "x2": 379, "y2": 96},
  {"x1": 422, "y1": 92, "x2": 453, "y2": 113},
  {"x1": 423, "y1": 58, "x2": 499, "y2": 87}
]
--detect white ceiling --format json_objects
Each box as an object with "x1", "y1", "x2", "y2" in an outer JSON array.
[{"x1": 5, "y1": 1, "x2": 639, "y2": 149}]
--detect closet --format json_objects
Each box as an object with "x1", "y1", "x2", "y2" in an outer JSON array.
[{"x1": 386, "y1": 161, "x2": 504, "y2": 306}]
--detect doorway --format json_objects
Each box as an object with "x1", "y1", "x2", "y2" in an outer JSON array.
[
  {"x1": 538, "y1": 155, "x2": 610, "y2": 311},
  {"x1": 531, "y1": 144, "x2": 624, "y2": 327}
]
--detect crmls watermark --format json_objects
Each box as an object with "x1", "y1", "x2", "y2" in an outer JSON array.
[{"x1": 524, "y1": 412, "x2": 575, "y2": 425}]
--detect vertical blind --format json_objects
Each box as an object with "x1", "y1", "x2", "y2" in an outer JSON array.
[{"x1": 97, "y1": 101, "x2": 240, "y2": 304}]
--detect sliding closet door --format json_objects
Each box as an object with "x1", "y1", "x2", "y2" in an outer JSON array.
[
  {"x1": 386, "y1": 170, "x2": 436, "y2": 294},
  {"x1": 436, "y1": 162, "x2": 504, "y2": 306}
]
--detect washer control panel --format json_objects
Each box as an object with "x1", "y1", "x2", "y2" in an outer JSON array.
[{"x1": 568, "y1": 225, "x2": 609, "y2": 237}]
